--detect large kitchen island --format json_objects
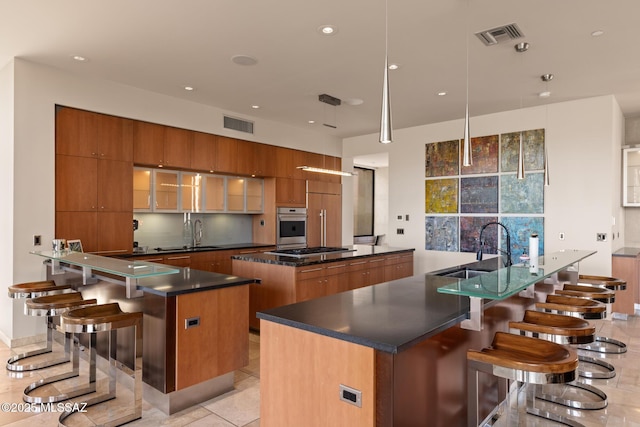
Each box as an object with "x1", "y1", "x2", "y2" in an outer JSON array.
[{"x1": 256, "y1": 249, "x2": 596, "y2": 427}]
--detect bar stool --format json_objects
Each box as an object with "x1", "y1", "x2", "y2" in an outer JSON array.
[
  {"x1": 467, "y1": 332, "x2": 582, "y2": 427},
  {"x1": 22, "y1": 292, "x2": 97, "y2": 403},
  {"x1": 7, "y1": 281, "x2": 73, "y2": 371},
  {"x1": 509, "y1": 310, "x2": 609, "y2": 411},
  {"x1": 536, "y1": 294, "x2": 607, "y2": 320},
  {"x1": 58, "y1": 303, "x2": 142, "y2": 427},
  {"x1": 577, "y1": 275, "x2": 626, "y2": 291}
]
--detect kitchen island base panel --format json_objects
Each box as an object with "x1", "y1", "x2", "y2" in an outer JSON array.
[
  {"x1": 143, "y1": 372, "x2": 234, "y2": 415},
  {"x1": 260, "y1": 321, "x2": 375, "y2": 427}
]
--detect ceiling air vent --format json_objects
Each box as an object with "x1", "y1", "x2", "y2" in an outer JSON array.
[
  {"x1": 475, "y1": 23, "x2": 524, "y2": 46},
  {"x1": 224, "y1": 116, "x2": 254, "y2": 134}
]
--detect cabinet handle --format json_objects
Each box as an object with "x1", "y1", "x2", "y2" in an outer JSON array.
[
  {"x1": 350, "y1": 261, "x2": 367, "y2": 266},
  {"x1": 327, "y1": 264, "x2": 347, "y2": 269},
  {"x1": 167, "y1": 255, "x2": 190, "y2": 260},
  {"x1": 300, "y1": 267, "x2": 323, "y2": 273}
]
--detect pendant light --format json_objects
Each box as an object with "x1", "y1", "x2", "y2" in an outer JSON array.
[
  {"x1": 543, "y1": 142, "x2": 550, "y2": 186},
  {"x1": 541, "y1": 74, "x2": 553, "y2": 186},
  {"x1": 517, "y1": 131, "x2": 525, "y2": 180},
  {"x1": 462, "y1": 1, "x2": 472, "y2": 166},
  {"x1": 379, "y1": 0, "x2": 392, "y2": 144}
]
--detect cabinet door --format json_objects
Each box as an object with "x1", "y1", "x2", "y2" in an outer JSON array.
[
  {"x1": 98, "y1": 159, "x2": 133, "y2": 212},
  {"x1": 55, "y1": 107, "x2": 98, "y2": 157},
  {"x1": 323, "y1": 193, "x2": 342, "y2": 247},
  {"x1": 55, "y1": 211, "x2": 98, "y2": 252},
  {"x1": 307, "y1": 192, "x2": 341, "y2": 247},
  {"x1": 154, "y1": 170, "x2": 179, "y2": 211},
  {"x1": 164, "y1": 254, "x2": 191, "y2": 267},
  {"x1": 55, "y1": 155, "x2": 98, "y2": 211},
  {"x1": 133, "y1": 121, "x2": 165, "y2": 166},
  {"x1": 164, "y1": 127, "x2": 193, "y2": 168},
  {"x1": 275, "y1": 178, "x2": 306, "y2": 207},
  {"x1": 237, "y1": 140, "x2": 277, "y2": 177},
  {"x1": 296, "y1": 277, "x2": 328, "y2": 302},
  {"x1": 133, "y1": 168, "x2": 152, "y2": 210},
  {"x1": 192, "y1": 132, "x2": 217, "y2": 172},
  {"x1": 205, "y1": 175, "x2": 225, "y2": 212},
  {"x1": 246, "y1": 178, "x2": 263, "y2": 212},
  {"x1": 215, "y1": 136, "x2": 238, "y2": 174},
  {"x1": 97, "y1": 212, "x2": 133, "y2": 254},
  {"x1": 227, "y1": 178, "x2": 245, "y2": 212},
  {"x1": 96, "y1": 114, "x2": 133, "y2": 161},
  {"x1": 181, "y1": 172, "x2": 204, "y2": 212}
]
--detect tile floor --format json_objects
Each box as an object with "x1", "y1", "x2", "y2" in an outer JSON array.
[{"x1": 0, "y1": 317, "x2": 639, "y2": 426}]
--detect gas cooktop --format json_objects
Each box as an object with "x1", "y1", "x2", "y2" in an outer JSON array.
[{"x1": 265, "y1": 247, "x2": 355, "y2": 258}]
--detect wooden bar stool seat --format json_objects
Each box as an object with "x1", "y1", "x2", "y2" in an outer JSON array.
[
  {"x1": 58, "y1": 303, "x2": 142, "y2": 427},
  {"x1": 467, "y1": 332, "x2": 583, "y2": 427},
  {"x1": 556, "y1": 284, "x2": 615, "y2": 304},
  {"x1": 6, "y1": 281, "x2": 74, "y2": 372},
  {"x1": 577, "y1": 275, "x2": 626, "y2": 291},
  {"x1": 536, "y1": 294, "x2": 606, "y2": 320},
  {"x1": 509, "y1": 310, "x2": 610, "y2": 411},
  {"x1": 21, "y1": 293, "x2": 97, "y2": 403}
]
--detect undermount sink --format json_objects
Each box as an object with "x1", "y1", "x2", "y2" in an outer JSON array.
[{"x1": 433, "y1": 267, "x2": 495, "y2": 280}]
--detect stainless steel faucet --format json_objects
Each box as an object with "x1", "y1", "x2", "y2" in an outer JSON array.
[
  {"x1": 193, "y1": 219, "x2": 203, "y2": 247},
  {"x1": 476, "y1": 221, "x2": 513, "y2": 267}
]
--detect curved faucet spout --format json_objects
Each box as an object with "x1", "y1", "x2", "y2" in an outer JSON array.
[{"x1": 476, "y1": 221, "x2": 513, "y2": 267}]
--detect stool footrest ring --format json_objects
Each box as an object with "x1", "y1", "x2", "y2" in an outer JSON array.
[
  {"x1": 526, "y1": 407, "x2": 586, "y2": 427},
  {"x1": 577, "y1": 336, "x2": 627, "y2": 354},
  {"x1": 23, "y1": 373, "x2": 95, "y2": 404},
  {"x1": 578, "y1": 355, "x2": 616, "y2": 379},
  {"x1": 536, "y1": 381, "x2": 608, "y2": 410}
]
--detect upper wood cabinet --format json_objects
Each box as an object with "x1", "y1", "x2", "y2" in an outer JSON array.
[
  {"x1": 133, "y1": 122, "x2": 192, "y2": 169},
  {"x1": 275, "y1": 147, "x2": 306, "y2": 179},
  {"x1": 237, "y1": 140, "x2": 277, "y2": 177},
  {"x1": 275, "y1": 178, "x2": 306, "y2": 207},
  {"x1": 215, "y1": 136, "x2": 238, "y2": 174},
  {"x1": 191, "y1": 133, "x2": 238, "y2": 174},
  {"x1": 56, "y1": 106, "x2": 133, "y2": 161}
]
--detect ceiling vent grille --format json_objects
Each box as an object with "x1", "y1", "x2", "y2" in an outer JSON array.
[
  {"x1": 224, "y1": 116, "x2": 254, "y2": 134},
  {"x1": 475, "y1": 23, "x2": 524, "y2": 46}
]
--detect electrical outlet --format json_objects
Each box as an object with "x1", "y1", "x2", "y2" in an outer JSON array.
[
  {"x1": 33, "y1": 235, "x2": 42, "y2": 246},
  {"x1": 397, "y1": 215, "x2": 403, "y2": 221},
  {"x1": 405, "y1": 214, "x2": 410, "y2": 221},
  {"x1": 397, "y1": 228, "x2": 404, "y2": 235},
  {"x1": 559, "y1": 232, "x2": 565, "y2": 240},
  {"x1": 596, "y1": 233, "x2": 607, "y2": 242}
]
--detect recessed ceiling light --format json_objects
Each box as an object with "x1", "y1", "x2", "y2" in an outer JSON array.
[
  {"x1": 308, "y1": 120, "x2": 315, "y2": 124},
  {"x1": 318, "y1": 25, "x2": 338, "y2": 35},
  {"x1": 437, "y1": 91, "x2": 447, "y2": 96},
  {"x1": 591, "y1": 30, "x2": 605, "y2": 37},
  {"x1": 184, "y1": 86, "x2": 194, "y2": 91},
  {"x1": 344, "y1": 98, "x2": 364, "y2": 106},
  {"x1": 388, "y1": 64, "x2": 399, "y2": 70},
  {"x1": 539, "y1": 91, "x2": 551, "y2": 98},
  {"x1": 231, "y1": 55, "x2": 258, "y2": 66},
  {"x1": 72, "y1": 55, "x2": 87, "y2": 62},
  {"x1": 251, "y1": 105, "x2": 260, "y2": 109}
]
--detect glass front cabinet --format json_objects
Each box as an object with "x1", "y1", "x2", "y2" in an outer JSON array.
[{"x1": 623, "y1": 147, "x2": 640, "y2": 206}]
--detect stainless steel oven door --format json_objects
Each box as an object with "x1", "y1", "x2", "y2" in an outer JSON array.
[{"x1": 276, "y1": 207, "x2": 307, "y2": 249}]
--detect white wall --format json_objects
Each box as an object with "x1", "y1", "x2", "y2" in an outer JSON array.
[
  {"x1": 4, "y1": 58, "x2": 341, "y2": 343},
  {"x1": 343, "y1": 95, "x2": 624, "y2": 276}
]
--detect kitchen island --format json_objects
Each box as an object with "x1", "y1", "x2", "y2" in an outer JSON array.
[
  {"x1": 231, "y1": 245, "x2": 415, "y2": 329},
  {"x1": 33, "y1": 251, "x2": 255, "y2": 415},
  {"x1": 257, "y1": 250, "x2": 595, "y2": 427}
]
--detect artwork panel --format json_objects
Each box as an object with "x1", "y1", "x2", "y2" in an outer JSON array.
[
  {"x1": 460, "y1": 135, "x2": 499, "y2": 175},
  {"x1": 425, "y1": 178, "x2": 458, "y2": 213},
  {"x1": 499, "y1": 217, "x2": 545, "y2": 265},
  {"x1": 460, "y1": 176, "x2": 498, "y2": 213},
  {"x1": 426, "y1": 140, "x2": 459, "y2": 177},
  {"x1": 500, "y1": 173, "x2": 544, "y2": 213},
  {"x1": 501, "y1": 128, "x2": 546, "y2": 172},
  {"x1": 460, "y1": 216, "x2": 498, "y2": 253},
  {"x1": 425, "y1": 216, "x2": 459, "y2": 252},
  {"x1": 500, "y1": 131, "x2": 520, "y2": 172}
]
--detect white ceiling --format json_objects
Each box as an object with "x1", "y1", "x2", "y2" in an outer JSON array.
[{"x1": 2, "y1": 0, "x2": 640, "y2": 141}]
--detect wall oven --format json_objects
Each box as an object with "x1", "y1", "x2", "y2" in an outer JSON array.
[{"x1": 276, "y1": 207, "x2": 307, "y2": 249}]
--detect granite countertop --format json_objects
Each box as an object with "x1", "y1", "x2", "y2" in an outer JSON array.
[
  {"x1": 613, "y1": 247, "x2": 640, "y2": 257},
  {"x1": 258, "y1": 273, "x2": 467, "y2": 354},
  {"x1": 136, "y1": 267, "x2": 256, "y2": 297},
  {"x1": 123, "y1": 243, "x2": 274, "y2": 258},
  {"x1": 231, "y1": 245, "x2": 415, "y2": 267}
]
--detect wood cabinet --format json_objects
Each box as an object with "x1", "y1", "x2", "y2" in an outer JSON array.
[
  {"x1": 234, "y1": 250, "x2": 414, "y2": 330},
  {"x1": 191, "y1": 133, "x2": 237, "y2": 174},
  {"x1": 611, "y1": 254, "x2": 639, "y2": 315},
  {"x1": 384, "y1": 252, "x2": 415, "y2": 281},
  {"x1": 133, "y1": 121, "x2": 192, "y2": 168},
  {"x1": 55, "y1": 107, "x2": 133, "y2": 254},
  {"x1": 175, "y1": 285, "x2": 249, "y2": 390},
  {"x1": 275, "y1": 178, "x2": 306, "y2": 207},
  {"x1": 307, "y1": 181, "x2": 342, "y2": 247},
  {"x1": 237, "y1": 140, "x2": 277, "y2": 177},
  {"x1": 163, "y1": 254, "x2": 191, "y2": 268},
  {"x1": 275, "y1": 147, "x2": 306, "y2": 179}
]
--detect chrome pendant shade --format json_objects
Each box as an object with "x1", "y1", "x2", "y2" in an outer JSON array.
[
  {"x1": 462, "y1": 104, "x2": 472, "y2": 166},
  {"x1": 517, "y1": 132, "x2": 525, "y2": 180},
  {"x1": 379, "y1": 55, "x2": 393, "y2": 144},
  {"x1": 543, "y1": 143, "x2": 550, "y2": 186}
]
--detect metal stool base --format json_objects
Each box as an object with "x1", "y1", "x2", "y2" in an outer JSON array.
[
  {"x1": 536, "y1": 381, "x2": 608, "y2": 410},
  {"x1": 578, "y1": 355, "x2": 616, "y2": 379},
  {"x1": 578, "y1": 336, "x2": 627, "y2": 354}
]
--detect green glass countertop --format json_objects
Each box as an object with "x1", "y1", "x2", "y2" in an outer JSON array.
[
  {"x1": 437, "y1": 249, "x2": 596, "y2": 300},
  {"x1": 30, "y1": 250, "x2": 180, "y2": 279}
]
